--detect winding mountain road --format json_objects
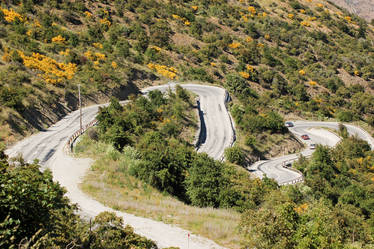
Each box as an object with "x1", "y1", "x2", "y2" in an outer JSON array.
[
  {"x1": 249, "y1": 120, "x2": 374, "y2": 185},
  {"x1": 6, "y1": 81, "x2": 374, "y2": 247},
  {"x1": 5, "y1": 83, "x2": 233, "y2": 249}
]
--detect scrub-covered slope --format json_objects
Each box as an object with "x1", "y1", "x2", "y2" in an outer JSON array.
[{"x1": 1, "y1": 0, "x2": 374, "y2": 152}]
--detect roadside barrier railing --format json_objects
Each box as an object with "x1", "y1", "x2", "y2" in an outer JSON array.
[{"x1": 64, "y1": 119, "x2": 98, "y2": 153}]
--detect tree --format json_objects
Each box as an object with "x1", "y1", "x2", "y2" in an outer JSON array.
[
  {"x1": 132, "y1": 132, "x2": 192, "y2": 200},
  {"x1": 90, "y1": 212, "x2": 157, "y2": 249},
  {"x1": 240, "y1": 202, "x2": 299, "y2": 249},
  {"x1": 175, "y1": 85, "x2": 190, "y2": 103},
  {"x1": 0, "y1": 148, "x2": 158, "y2": 249},
  {"x1": 185, "y1": 153, "x2": 224, "y2": 207},
  {"x1": 225, "y1": 73, "x2": 258, "y2": 102},
  {"x1": 0, "y1": 155, "x2": 73, "y2": 248}
]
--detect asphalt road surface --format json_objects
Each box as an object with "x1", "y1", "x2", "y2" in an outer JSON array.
[
  {"x1": 6, "y1": 83, "x2": 233, "y2": 249},
  {"x1": 142, "y1": 83, "x2": 235, "y2": 160},
  {"x1": 249, "y1": 120, "x2": 374, "y2": 185}
]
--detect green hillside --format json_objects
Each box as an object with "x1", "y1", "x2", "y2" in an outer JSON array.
[{"x1": 1, "y1": 0, "x2": 374, "y2": 146}]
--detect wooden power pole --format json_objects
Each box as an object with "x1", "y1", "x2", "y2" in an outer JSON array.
[{"x1": 78, "y1": 84, "x2": 82, "y2": 132}]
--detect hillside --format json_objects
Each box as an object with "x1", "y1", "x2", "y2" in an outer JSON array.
[
  {"x1": 1, "y1": 0, "x2": 374, "y2": 148},
  {"x1": 329, "y1": 0, "x2": 374, "y2": 22}
]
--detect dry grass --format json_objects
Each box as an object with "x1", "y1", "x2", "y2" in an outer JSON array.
[
  {"x1": 75, "y1": 137, "x2": 242, "y2": 248},
  {"x1": 236, "y1": 128, "x2": 304, "y2": 162}
]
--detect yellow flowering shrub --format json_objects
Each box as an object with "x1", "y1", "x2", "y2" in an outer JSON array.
[
  {"x1": 94, "y1": 52, "x2": 106, "y2": 61},
  {"x1": 0, "y1": 8, "x2": 24, "y2": 23},
  {"x1": 147, "y1": 63, "x2": 178, "y2": 79},
  {"x1": 299, "y1": 69, "x2": 306, "y2": 75},
  {"x1": 100, "y1": 18, "x2": 111, "y2": 26},
  {"x1": 301, "y1": 21, "x2": 310, "y2": 27},
  {"x1": 228, "y1": 42, "x2": 241, "y2": 49},
  {"x1": 150, "y1": 45, "x2": 162, "y2": 52},
  {"x1": 191, "y1": 6, "x2": 198, "y2": 11},
  {"x1": 300, "y1": 9, "x2": 306, "y2": 14},
  {"x1": 210, "y1": 62, "x2": 217, "y2": 67},
  {"x1": 239, "y1": 71, "x2": 250, "y2": 79},
  {"x1": 248, "y1": 6, "x2": 256, "y2": 15},
  {"x1": 84, "y1": 50, "x2": 106, "y2": 62},
  {"x1": 246, "y1": 65, "x2": 254, "y2": 72},
  {"x1": 264, "y1": 34, "x2": 270, "y2": 40},
  {"x1": 33, "y1": 20, "x2": 41, "y2": 28},
  {"x1": 336, "y1": 11, "x2": 343, "y2": 16},
  {"x1": 294, "y1": 203, "x2": 308, "y2": 214},
  {"x1": 84, "y1": 11, "x2": 92, "y2": 18},
  {"x1": 18, "y1": 51, "x2": 77, "y2": 83},
  {"x1": 316, "y1": 3, "x2": 324, "y2": 8},
  {"x1": 257, "y1": 43, "x2": 264, "y2": 47},
  {"x1": 308, "y1": 80, "x2": 317, "y2": 86},
  {"x1": 308, "y1": 16, "x2": 317, "y2": 21},
  {"x1": 344, "y1": 16, "x2": 352, "y2": 22},
  {"x1": 51, "y1": 35, "x2": 66, "y2": 43},
  {"x1": 2, "y1": 52, "x2": 10, "y2": 62},
  {"x1": 26, "y1": 30, "x2": 32, "y2": 37},
  {"x1": 288, "y1": 13, "x2": 295, "y2": 19},
  {"x1": 59, "y1": 49, "x2": 70, "y2": 56},
  {"x1": 245, "y1": 37, "x2": 253, "y2": 43},
  {"x1": 354, "y1": 70, "x2": 360, "y2": 76},
  {"x1": 93, "y1": 43, "x2": 103, "y2": 49},
  {"x1": 172, "y1": 14, "x2": 190, "y2": 26},
  {"x1": 84, "y1": 51, "x2": 93, "y2": 60},
  {"x1": 111, "y1": 61, "x2": 118, "y2": 69}
]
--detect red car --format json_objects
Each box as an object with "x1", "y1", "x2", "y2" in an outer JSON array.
[{"x1": 301, "y1": 134, "x2": 310, "y2": 140}]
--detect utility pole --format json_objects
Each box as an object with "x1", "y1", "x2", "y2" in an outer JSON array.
[{"x1": 78, "y1": 84, "x2": 82, "y2": 132}]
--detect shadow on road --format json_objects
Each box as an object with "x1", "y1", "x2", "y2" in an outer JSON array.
[{"x1": 195, "y1": 100, "x2": 207, "y2": 149}]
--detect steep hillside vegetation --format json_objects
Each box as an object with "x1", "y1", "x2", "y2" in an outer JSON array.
[
  {"x1": 1, "y1": 0, "x2": 374, "y2": 148},
  {"x1": 329, "y1": 0, "x2": 374, "y2": 22}
]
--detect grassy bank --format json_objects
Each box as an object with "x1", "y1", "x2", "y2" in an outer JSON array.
[{"x1": 75, "y1": 135, "x2": 242, "y2": 248}]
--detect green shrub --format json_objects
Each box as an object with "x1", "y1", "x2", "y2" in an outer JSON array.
[
  {"x1": 224, "y1": 146, "x2": 246, "y2": 165},
  {"x1": 185, "y1": 153, "x2": 224, "y2": 207},
  {"x1": 336, "y1": 110, "x2": 354, "y2": 122}
]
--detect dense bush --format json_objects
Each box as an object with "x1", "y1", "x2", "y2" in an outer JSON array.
[
  {"x1": 0, "y1": 148, "x2": 157, "y2": 249},
  {"x1": 224, "y1": 146, "x2": 246, "y2": 165}
]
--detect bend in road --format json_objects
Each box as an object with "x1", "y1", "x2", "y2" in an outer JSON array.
[
  {"x1": 250, "y1": 120, "x2": 374, "y2": 185},
  {"x1": 5, "y1": 83, "x2": 233, "y2": 249}
]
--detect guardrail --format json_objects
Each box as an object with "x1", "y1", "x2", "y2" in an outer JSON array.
[
  {"x1": 64, "y1": 119, "x2": 98, "y2": 153},
  {"x1": 279, "y1": 176, "x2": 304, "y2": 186},
  {"x1": 278, "y1": 156, "x2": 310, "y2": 185}
]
